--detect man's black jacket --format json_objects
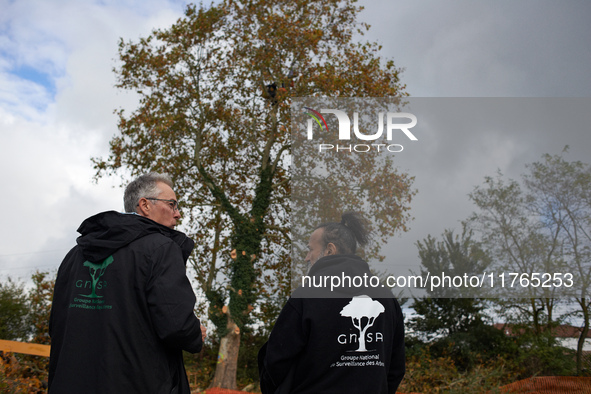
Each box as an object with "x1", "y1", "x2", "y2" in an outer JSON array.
[{"x1": 49, "y1": 211, "x2": 203, "y2": 394}]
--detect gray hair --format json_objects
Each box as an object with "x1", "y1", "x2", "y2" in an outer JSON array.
[{"x1": 123, "y1": 172, "x2": 174, "y2": 213}]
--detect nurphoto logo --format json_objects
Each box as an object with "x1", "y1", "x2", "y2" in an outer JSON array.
[{"x1": 303, "y1": 107, "x2": 418, "y2": 153}]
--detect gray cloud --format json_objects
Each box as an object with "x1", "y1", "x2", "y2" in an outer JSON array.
[{"x1": 359, "y1": 0, "x2": 591, "y2": 97}]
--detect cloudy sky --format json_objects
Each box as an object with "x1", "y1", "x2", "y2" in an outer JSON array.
[{"x1": 1, "y1": 0, "x2": 590, "y2": 287}]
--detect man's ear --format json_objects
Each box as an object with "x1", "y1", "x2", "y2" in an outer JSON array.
[
  {"x1": 136, "y1": 198, "x2": 151, "y2": 217},
  {"x1": 325, "y1": 242, "x2": 337, "y2": 256}
]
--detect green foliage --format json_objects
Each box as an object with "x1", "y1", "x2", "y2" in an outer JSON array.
[
  {"x1": 399, "y1": 346, "x2": 516, "y2": 393},
  {"x1": 427, "y1": 325, "x2": 518, "y2": 371},
  {"x1": 0, "y1": 271, "x2": 54, "y2": 392},
  {"x1": 505, "y1": 328, "x2": 577, "y2": 378},
  {"x1": 411, "y1": 298, "x2": 488, "y2": 341},
  {"x1": 27, "y1": 271, "x2": 54, "y2": 346},
  {"x1": 402, "y1": 325, "x2": 577, "y2": 392},
  {"x1": 19, "y1": 271, "x2": 55, "y2": 384},
  {"x1": 410, "y1": 226, "x2": 491, "y2": 340},
  {"x1": 0, "y1": 271, "x2": 55, "y2": 344},
  {"x1": 0, "y1": 278, "x2": 29, "y2": 341},
  {"x1": 207, "y1": 289, "x2": 230, "y2": 338}
]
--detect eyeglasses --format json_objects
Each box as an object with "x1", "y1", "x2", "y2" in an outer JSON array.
[{"x1": 145, "y1": 198, "x2": 179, "y2": 212}]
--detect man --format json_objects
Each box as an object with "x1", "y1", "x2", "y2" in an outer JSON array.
[
  {"x1": 49, "y1": 173, "x2": 206, "y2": 394},
  {"x1": 259, "y1": 212, "x2": 405, "y2": 394}
]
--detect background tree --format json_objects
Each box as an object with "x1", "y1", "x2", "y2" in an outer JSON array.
[
  {"x1": 468, "y1": 172, "x2": 563, "y2": 336},
  {"x1": 406, "y1": 161, "x2": 586, "y2": 377},
  {"x1": 468, "y1": 149, "x2": 591, "y2": 374},
  {"x1": 93, "y1": 0, "x2": 412, "y2": 388},
  {"x1": 0, "y1": 278, "x2": 28, "y2": 341},
  {"x1": 409, "y1": 227, "x2": 491, "y2": 341},
  {"x1": 0, "y1": 271, "x2": 54, "y2": 391},
  {"x1": 523, "y1": 150, "x2": 591, "y2": 375},
  {"x1": 407, "y1": 228, "x2": 515, "y2": 372},
  {"x1": 27, "y1": 271, "x2": 54, "y2": 346},
  {"x1": 20, "y1": 271, "x2": 54, "y2": 388}
]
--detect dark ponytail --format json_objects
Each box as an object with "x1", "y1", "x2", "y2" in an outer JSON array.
[{"x1": 317, "y1": 212, "x2": 369, "y2": 255}]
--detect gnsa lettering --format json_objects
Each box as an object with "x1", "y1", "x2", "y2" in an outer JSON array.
[
  {"x1": 304, "y1": 108, "x2": 417, "y2": 153},
  {"x1": 338, "y1": 331, "x2": 384, "y2": 345},
  {"x1": 76, "y1": 280, "x2": 107, "y2": 290}
]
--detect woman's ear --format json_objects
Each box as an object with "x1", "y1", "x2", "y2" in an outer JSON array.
[{"x1": 325, "y1": 242, "x2": 337, "y2": 256}]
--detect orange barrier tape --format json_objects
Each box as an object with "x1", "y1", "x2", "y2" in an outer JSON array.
[
  {"x1": 500, "y1": 376, "x2": 591, "y2": 394},
  {"x1": 0, "y1": 340, "x2": 50, "y2": 357}
]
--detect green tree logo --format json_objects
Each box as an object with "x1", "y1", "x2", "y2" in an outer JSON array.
[{"x1": 80, "y1": 255, "x2": 114, "y2": 298}]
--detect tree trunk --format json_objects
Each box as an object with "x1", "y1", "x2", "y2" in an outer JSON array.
[
  {"x1": 576, "y1": 297, "x2": 589, "y2": 375},
  {"x1": 531, "y1": 299, "x2": 543, "y2": 339},
  {"x1": 210, "y1": 316, "x2": 241, "y2": 389}
]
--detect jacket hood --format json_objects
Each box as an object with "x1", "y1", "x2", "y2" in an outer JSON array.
[
  {"x1": 76, "y1": 211, "x2": 194, "y2": 263},
  {"x1": 308, "y1": 254, "x2": 371, "y2": 278}
]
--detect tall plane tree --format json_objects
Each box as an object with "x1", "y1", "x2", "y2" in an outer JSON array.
[{"x1": 93, "y1": 0, "x2": 413, "y2": 388}]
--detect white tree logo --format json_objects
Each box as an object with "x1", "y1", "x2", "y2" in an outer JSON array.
[{"x1": 340, "y1": 295, "x2": 385, "y2": 352}]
